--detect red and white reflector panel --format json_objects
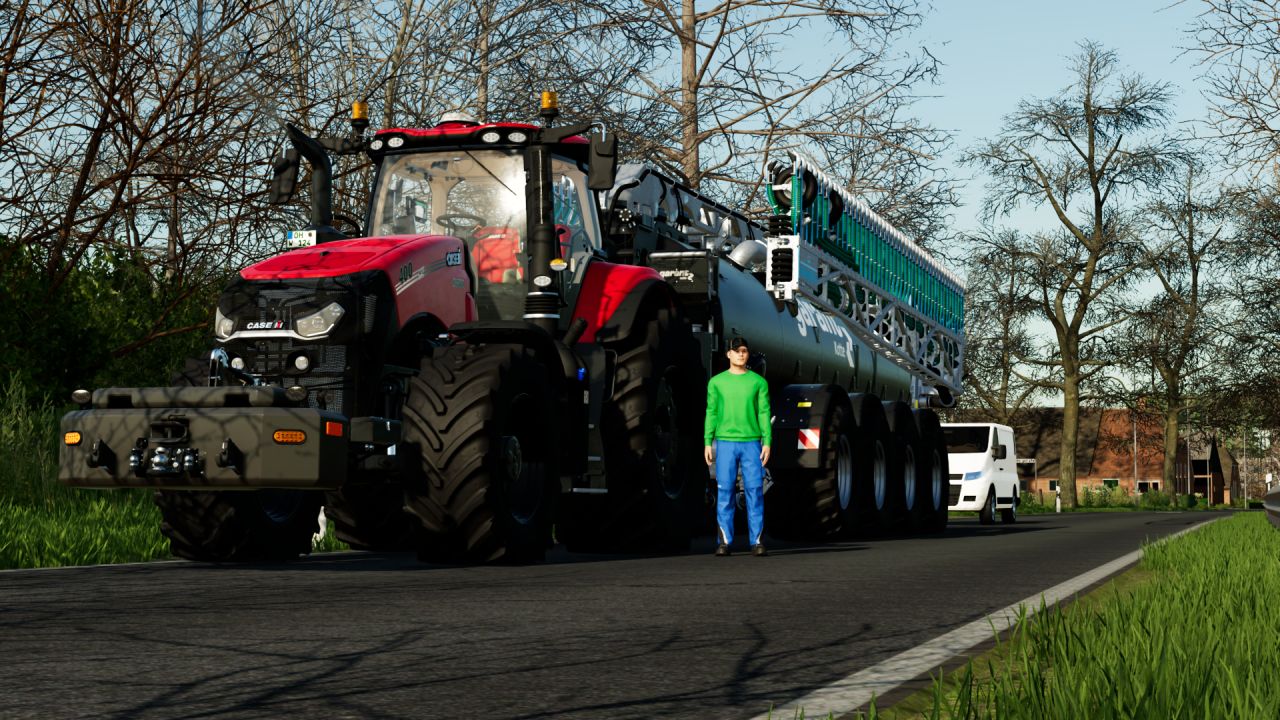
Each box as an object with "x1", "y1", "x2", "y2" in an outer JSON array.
[{"x1": 797, "y1": 428, "x2": 820, "y2": 450}]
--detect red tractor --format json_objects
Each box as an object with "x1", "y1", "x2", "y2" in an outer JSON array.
[{"x1": 59, "y1": 95, "x2": 709, "y2": 562}]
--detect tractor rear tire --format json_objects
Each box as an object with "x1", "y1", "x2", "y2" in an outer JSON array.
[
  {"x1": 324, "y1": 484, "x2": 418, "y2": 551},
  {"x1": 764, "y1": 403, "x2": 850, "y2": 541},
  {"x1": 154, "y1": 356, "x2": 323, "y2": 562},
  {"x1": 154, "y1": 489, "x2": 322, "y2": 562},
  {"x1": 913, "y1": 408, "x2": 949, "y2": 534},
  {"x1": 559, "y1": 304, "x2": 705, "y2": 553},
  {"x1": 402, "y1": 344, "x2": 557, "y2": 564}
]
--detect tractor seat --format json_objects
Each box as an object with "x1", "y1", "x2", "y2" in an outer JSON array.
[{"x1": 472, "y1": 227, "x2": 523, "y2": 284}]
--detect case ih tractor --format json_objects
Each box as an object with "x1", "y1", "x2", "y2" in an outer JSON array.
[{"x1": 58, "y1": 94, "x2": 966, "y2": 563}]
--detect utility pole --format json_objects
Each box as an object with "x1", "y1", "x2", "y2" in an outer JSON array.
[
  {"x1": 1243, "y1": 428, "x2": 1249, "y2": 506},
  {"x1": 1132, "y1": 410, "x2": 1138, "y2": 490}
]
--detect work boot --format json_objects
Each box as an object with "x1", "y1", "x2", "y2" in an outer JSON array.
[
  {"x1": 751, "y1": 544, "x2": 768, "y2": 557},
  {"x1": 715, "y1": 544, "x2": 730, "y2": 557}
]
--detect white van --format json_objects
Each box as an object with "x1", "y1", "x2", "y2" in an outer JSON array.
[{"x1": 941, "y1": 423, "x2": 1019, "y2": 523}]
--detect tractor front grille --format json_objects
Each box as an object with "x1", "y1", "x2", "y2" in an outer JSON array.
[{"x1": 242, "y1": 337, "x2": 348, "y2": 414}]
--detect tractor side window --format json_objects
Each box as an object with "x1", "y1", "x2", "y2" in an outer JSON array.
[{"x1": 551, "y1": 158, "x2": 601, "y2": 265}]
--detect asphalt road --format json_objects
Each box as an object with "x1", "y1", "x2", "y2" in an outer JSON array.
[{"x1": 1, "y1": 511, "x2": 1227, "y2": 719}]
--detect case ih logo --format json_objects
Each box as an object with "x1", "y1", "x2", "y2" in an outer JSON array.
[
  {"x1": 445, "y1": 250, "x2": 462, "y2": 266},
  {"x1": 246, "y1": 321, "x2": 284, "y2": 330}
]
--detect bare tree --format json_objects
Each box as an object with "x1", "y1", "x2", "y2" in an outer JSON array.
[
  {"x1": 962, "y1": 41, "x2": 1182, "y2": 506},
  {"x1": 601, "y1": 0, "x2": 941, "y2": 207},
  {"x1": 956, "y1": 228, "x2": 1046, "y2": 424},
  {"x1": 1191, "y1": 0, "x2": 1280, "y2": 171},
  {"x1": 1121, "y1": 159, "x2": 1236, "y2": 491}
]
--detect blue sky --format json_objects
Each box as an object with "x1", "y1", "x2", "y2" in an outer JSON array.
[{"x1": 913, "y1": 0, "x2": 1209, "y2": 239}]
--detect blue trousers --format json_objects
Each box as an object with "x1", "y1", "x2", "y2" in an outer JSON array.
[{"x1": 715, "y1": 439, "x2": 764, "y2": 547}]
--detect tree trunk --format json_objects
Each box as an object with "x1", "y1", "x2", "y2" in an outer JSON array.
[
  {"x1": 1059, "y1": 374, "x2": 1080, "y2": 507},
  {"x1": 1161, "y1": 404, "x2": 1179, "y2": 493},
  {"x1": 476, "y1": 0, "x2": 491, "y2": 122},
  {"x1": 679, "y1": 0, "x2": 698, "y2": 188}
]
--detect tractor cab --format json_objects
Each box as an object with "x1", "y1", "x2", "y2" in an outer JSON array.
[{"x1": 366, "y1": 118, "x2": 604, "y2": 320}]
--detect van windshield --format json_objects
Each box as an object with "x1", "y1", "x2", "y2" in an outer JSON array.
[{"x1": 943, "y1": 426, "x2": 991, "y2": 453}]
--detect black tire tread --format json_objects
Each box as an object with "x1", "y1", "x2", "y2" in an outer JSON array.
[
  {"x1": 402, "y1": 344, "x2": 554, "y2": 563},
  {"x1": 560, "y1": 304, "x2": 704, "y2": 553},
  {"x1": 154, "y1": 489, "x2": 321, "y2": 562}
]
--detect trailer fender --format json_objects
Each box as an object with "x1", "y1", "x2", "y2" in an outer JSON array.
[
  {"x1": 770, "y1": 384, "x2": 852, "y2": 471},
  {"x1": 569, "y1": 262, "x2": 669, "y2": 344}
]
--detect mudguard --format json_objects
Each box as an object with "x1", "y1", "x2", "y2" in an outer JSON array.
[
  {"x1": 769, "y1": 384, "x2": 852, "y2": 471},
  {"x1": 569, "y1": 262, "x2": 669, "y2": 344}
]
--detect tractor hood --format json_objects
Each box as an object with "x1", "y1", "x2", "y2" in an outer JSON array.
[{"x1": 241, "y1": 235, "x2": 460, "y2": 280}]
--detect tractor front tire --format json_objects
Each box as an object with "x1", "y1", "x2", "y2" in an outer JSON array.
[
  {"x1": 402, "y1": 344, "x2": 557, "y2": 564},
  {"x1": 324, "y1": 483, "x2": 418, "y2": 551},
  {"x1": 154, "y1": 489, "x2": 322, "y2": 562}
]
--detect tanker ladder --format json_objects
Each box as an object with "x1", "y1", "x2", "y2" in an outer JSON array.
[{"x1": 764, "y1": 151, "x2": 964, "y2": 405}]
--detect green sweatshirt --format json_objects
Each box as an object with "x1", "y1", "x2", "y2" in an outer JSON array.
[{"x1": 704, "y1": 370, "x2": 771, "y2": 445}]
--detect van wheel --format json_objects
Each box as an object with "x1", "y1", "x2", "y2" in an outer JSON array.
[
  {"x1": 1001, "y1": 493, "x2": 1018, "y2": 524},
  {"x1": 979, "y1": 487, "x2": 997, "y2": 525}
]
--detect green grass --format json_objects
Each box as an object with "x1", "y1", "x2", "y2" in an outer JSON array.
[
  {"x1": 871, "y1": 512, "x2": 1280, "y2": 719},
  {"x1": 0, "y1": 376, "x2": 347, "y2": 569}
]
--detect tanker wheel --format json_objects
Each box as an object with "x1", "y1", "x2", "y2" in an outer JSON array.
[
  {"x1": 848, "y1": 394, "x2": 898, "y2": 536},
  {"x1": 559, "y1": 304, "x2": 704, "y2": 553},
  {"x1": 154, "y1": 489, "x2": 322, "y2": 562},
  {"x1": 323, "y1": 483, "x2": 418, "y2": 551},
  {"x1": 401, "y1": 343, "x2": 557, "y2": 564},
  {"x1": 153, "y1": 357, "x2": 323, "y2": 562},
  {"x1": 913, "y1": 408, "x2": 949, "y2": 534},
  {"x1": 764, "y1": 403, "x2": 849, "y2": 541},
  {"x1": 885, "y1": 401, "x2": 929, "y2": 534}
]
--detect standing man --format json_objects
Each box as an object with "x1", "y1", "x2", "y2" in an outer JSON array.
[{"x1": 704, "y1": 336, "x2": 771, "y2": 557}]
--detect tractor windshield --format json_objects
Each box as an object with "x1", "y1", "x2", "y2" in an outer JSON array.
[
  {"x1": 370, "y1": 147, "x2": 601, "y2": 320},
  {"x1": 371, "y1": 149, "x2": 529, "y2": 318}
]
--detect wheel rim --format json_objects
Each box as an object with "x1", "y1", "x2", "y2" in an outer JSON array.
[
  {"x1": 903, "y1": 446, "x2": 917, "y2": 510},
  {"x1": 872, "y1": 439, "x2": 887, "y2": 510},
  {"x1": 989, "y1": 492, "x2": 996, "y2": 517},
  {"x1": 931, "y1": 449, "x2": 944, "y2": 510},
  {"x1": 653, "y1": 372, "x2": 683, "y2": 500},
  {"x1": 500, "y1": 431, "x2": 541, "y2": 526},
  {"x1": 837, "y1": 433, "x2": 853, "y2": 510}
]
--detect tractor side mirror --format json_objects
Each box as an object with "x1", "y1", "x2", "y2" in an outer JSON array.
[
  {"x1": 269, "y1": 148, "x2": 299, "y2": 205},
  {"x1": 587, "y1": 129, "x2": 618, "y2": 191}
]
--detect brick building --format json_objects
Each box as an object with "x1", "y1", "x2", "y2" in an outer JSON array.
[{"x1": 946, "y1": 407, "x2": 1240, "y2": 504}]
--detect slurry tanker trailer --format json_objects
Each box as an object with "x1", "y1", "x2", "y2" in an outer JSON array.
[{"x1": 57, "y1": 94, "x2": 965, "y2": 563}]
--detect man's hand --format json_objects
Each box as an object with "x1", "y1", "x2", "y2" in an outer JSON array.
[
  {"x1": 705, "y1": 445, "x2": 715, "y2": 466},
  {"x1": 760, "y1": 445, "x2": 771, "y2": 466}
]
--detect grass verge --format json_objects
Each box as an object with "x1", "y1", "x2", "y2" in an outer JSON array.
[{"x1": 868, "y1": 511, "x2": 1280, "y2": 719}]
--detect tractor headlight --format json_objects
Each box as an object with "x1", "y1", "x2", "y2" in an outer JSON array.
[
  {"x1": 215, "y1": 308, "x2": 235, "y2": 340},
  {"x1": 294, "y1": 302, "x2": 345, "y2": 339}
]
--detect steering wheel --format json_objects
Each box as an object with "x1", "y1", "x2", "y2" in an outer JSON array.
[{"x1": 436, "y1": 213, "x2": 486, "y2": 233}]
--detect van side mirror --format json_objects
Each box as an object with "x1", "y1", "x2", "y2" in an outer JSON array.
[
  {"x1": 993, "y1": 444, "x2": 1007, "y2": 460},
  {"x1": 587, "y1": 129, "x2": 618, "y2": 191},
  {"x1": 269, "y1": 148, "x2": 299, "y2": 205}
]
